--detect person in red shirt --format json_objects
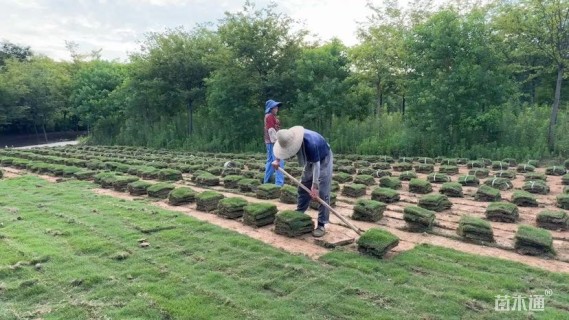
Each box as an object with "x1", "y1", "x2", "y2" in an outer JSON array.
[{"x1": 263, "y1": 99, "x2": 285, "y2": 186}]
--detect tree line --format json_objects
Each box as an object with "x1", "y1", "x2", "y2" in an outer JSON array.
[{"x1": 0, "y1": 0, "x2": 567, "y2": 160}]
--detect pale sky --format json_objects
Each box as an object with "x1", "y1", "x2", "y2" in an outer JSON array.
[{"x1": 0, "y1": 0, "x2": 376, "y2": 61}]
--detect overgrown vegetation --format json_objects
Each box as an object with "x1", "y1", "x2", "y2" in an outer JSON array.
[{"x1": 0, "y1": 0, "x2": 568, "y2": 160}]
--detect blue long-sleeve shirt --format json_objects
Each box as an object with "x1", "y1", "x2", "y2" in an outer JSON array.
[{"x1": 297, "y1": 129, "x2": 330, "y2": 185}]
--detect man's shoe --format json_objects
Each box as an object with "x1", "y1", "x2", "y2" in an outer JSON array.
[{"x1": 312, "y1": 226, "x2": 326, "y2": 237}]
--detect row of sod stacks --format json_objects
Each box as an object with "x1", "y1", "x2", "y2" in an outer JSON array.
[
  {"x1": 439, "y1": 182, "x2": 463, "y2": 197},
  {"x1": 418, "y1": 194, "x2": 452, "y2": 212},
  {"x1": 217, "y1": 197, "x2": 248, "y2": 219},
  {"x1": 457, "y1": 216, "x2": 494, "y2": 242},
  {"x1": 356, "y1": 228, "x2": 399, "y2": 258},
  {"x1": 127, "y1": 181, "x2": 153, "y2": 196},
  {"x1": 342, "y1": 184, "x2": 367, "y2": 197},
  {"x1": 256, "y1": 184, "x2": 280, "y2": 199},
  {"x1": 514, "y1": 225, "x2": 555, "y2": 256},
  {"x1": 484, "y1": 177, "x2": 512, "y2": 190},
  {"x1": 243, "y1": 203, "x2": 278, "y2": 227},
  {"x1": 371, "y1": 187, "x2": 400, "y2": 203},
  {"x1": 352, "y1": 199, "x2": 386, "y2": 222},
  {"x1": 536, "y1": 210, "x2": 569, "y2": 230},
  {"x1": 196, "y1": 191, "x2": 225, "y2": 212},
  {"x1": 274, "y1": 210, "x2": 314, "y2": 237},
  {"x1": 280, "y1": 185, "x2": 298, "y2": 204},
  {"x1": 485, "y1": 202, "x2": 519, "y2": 223},
  {"x1": 408, "y1": 179, "x2": 432, "y2": 194},
  {"x1": 475, "y1": 185, "x2": 501, "y2": 201},
  {"x1": 168, "y1": 187, "x2": 197, "y2": 206},
  {"x1": 403, "y1": 206, "x2": 435, "y2": 232},
  {"x1": 458, "y1": 175, "x2": 479, "y2": 186},
  {"x1": 511, "y1": 191, "x2": 538, "y2": 207},
  {"x1": 522, "y1": 180, "x2": 549, "y2": 194},
  {"x1": 557, "y1": 194, "x2": 569, "y2": 209},
  {"x1": 379, "y1": 177, "x2": 401, "y2": 189}
]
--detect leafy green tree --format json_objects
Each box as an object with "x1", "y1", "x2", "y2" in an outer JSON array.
[
  {"x1": 206, "y1": 2, "x2": 305, "y2": 150},
  {"x1": 0, "y1": 41, "x2": 32, "y2": 66},
  {"x1": 495, "y1": 0, "x2": 569, "y2": 151},
  {"x1": 406, "y1": 8, "x2": 518, "y2": 155}
]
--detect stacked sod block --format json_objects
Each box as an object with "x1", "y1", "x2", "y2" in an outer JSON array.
[
  {"x1": 217, "y1": 197, "x2": 248, "y2": 219},
  {"x1": 356, "y1": 228, "x2": 399, "y2": 258},
  {"x1": 342, "y1": 184, "x2": 367, "y2": 197},
  {"x1": 223, "y1": 175, "x2": 244, "y2": 189},
  {"x1": 352, "y1": 199, "x2": 386, "y2": 222},
  {"x1": 427, "y1": 173, "x2": 451, "y2": 183},
  {"x1": 408, "y1": 179, "x2": 432, "y2": 194},
  {"x1": 243, "y1": 203, "x2": 278, "y2": 227},
  {"x1": 468, "y1": 168, "x2": 490, "y2": 178},
  {"x1": 73, "y1": 170, "x2": 97, "y2": 181},
  {"x1": 536, "y1": 210, "x2": 569, "y2": 230},
  {"x1": 127, "y1": 181, "x2": 153, "y2": 196},
  {"x1": 439, "y1": 165, "x2": 459, "y2": 175},
  {"x1": 524, "y1": 172, "x2": 547, "y2": 181},
  {"x1": 414, "y1": 164, "x2": 434, "y2": 174},
  {"x1": 374, "y1": 170, "x2": 392, "y2": 178},
  {"x1": 256, "y1": 184, "x2": 281, "y2": 199},
  {"x1": 484, "y1": 177, "x2": 513, "y2": 191},
  {"x1": 379, "y1": 177, "x2": 402, "y2": 190},
  {"x1": 354, "y1": 174, "x2": 376, "y2": 186},
  {"x1": 557, "y1": 194, "x2": 569, "y2": 209},
  {"x1": 514, "y1": 225, "x2": 555, "y2": 256},
  {"x1": 398, "y1": 171, "x2": 418, "y2": 181},
  {"x1": 439, "y1": 182, "x2": 463, "y2": 197},
  {"x1": 147, "y1": 183, "x2": 176, "y2": 199},
  {"x1": 516, "y1": 164, "x2": 535, "y2": 173},
  {"x1": 511, "y1": 191, "x2": 538, "y2": 207},
  {"x1": 238, "y1": 178, "x2": 261, "y2": 192},
  {"x1": 418, "y1": 194, "x2": 452, "y2": 212},
  {"x1": 458, "y1": 175, "x2": 479, "y2": 187},
  {"x1": 494, "y1": 170, "x2": 516, "y2": 179},
  {"x1": 392, "y1": 162, "x2": 413, "y2": 171},
  {"x1": 485, "y1": 202, "x2": 518, "y2": 223},
  {"x1": 274, "y1": 210, "x2": 313, "y2": 237},
  {"x1": 112, "y1": 175, "x2": 140, "y2": 192},
  {"x1": 545, "y1": 166, "x2": 566, "y2": 176},
  {"x1": 196, "y1": 172, "x2": 220, "y2": 186},
  {"x1": 333, "y1": 172, "x2": 353, "y2": 183},
  {"x1": 196, "y1": 191, "x2": 225, "y2": 212},
  {"x1": 280, "y1": 185, "x2": 298, "y2": 204},
  {"x1": 457, "y1": 216, "x2": 494, "y2": 242},
  {"x1": 475, "y1": 185, "x2": 501, "y2": 202},
  {"x1": 522, "y1": 180, "x2": 550, "y2": 195},
  {"x1": 168, "y1": 187, "x2": 198, "y2": 206},
  {"x1": 371, "y1": 187, "x2": 400, "y2": 203},
  {"x1": 403, "y1": 206, "x2": 436, "y2": 232}
]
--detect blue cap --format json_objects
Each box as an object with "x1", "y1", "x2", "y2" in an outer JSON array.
[{"x1": 265, "y1": 99, "x2": 282, "y2": 114}]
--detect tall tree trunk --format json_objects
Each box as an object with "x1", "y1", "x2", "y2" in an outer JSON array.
[
  {"x1": 33, "y1": 123, "x2": 40, "y2": 144},
  {"x1": 547, "y1": 64, "x2": 564, "y2": 151},
  {"x1": 42, "y1": 123, "x2": 48, "y2": 143},
  {"x1": 187, "y1": 100, "x2": 193, "y2": 135},
  {"x1": 401, "y1": 96, "x2": 406, "y2": 116}
]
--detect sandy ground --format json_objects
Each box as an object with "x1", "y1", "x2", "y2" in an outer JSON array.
[{"x1": 2, "y1": 165, "x2": 569, "y2": 273}]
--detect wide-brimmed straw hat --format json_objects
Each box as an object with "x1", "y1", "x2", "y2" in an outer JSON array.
[{"x1": 273, "y1": 126, "x2": 304, "y2": 160}]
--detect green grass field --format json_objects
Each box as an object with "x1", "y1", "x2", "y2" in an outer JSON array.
[{"x1": 1, "y1": 175, "x2": 568, "y2": 319}]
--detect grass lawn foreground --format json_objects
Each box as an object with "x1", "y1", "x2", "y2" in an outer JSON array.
[{"x1": 0, "y1": 175, "x2": 568, "y2": 319}]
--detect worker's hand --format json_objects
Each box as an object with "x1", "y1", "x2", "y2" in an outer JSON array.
[
  {"x1": 310, "y1": 184, "x2": 319, "y2": 199},
  {"x1": 271, "y1": 159, "x2": 280, "y2": 170}
]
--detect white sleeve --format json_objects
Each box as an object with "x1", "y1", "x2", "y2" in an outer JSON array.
[{"x1": 268, "y1": 128, "x2": 277, "y2": 143}]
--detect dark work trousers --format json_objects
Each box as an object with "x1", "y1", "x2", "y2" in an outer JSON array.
[{"x1": 296, "y1": 151, "x2": 333, "y2": 228}]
